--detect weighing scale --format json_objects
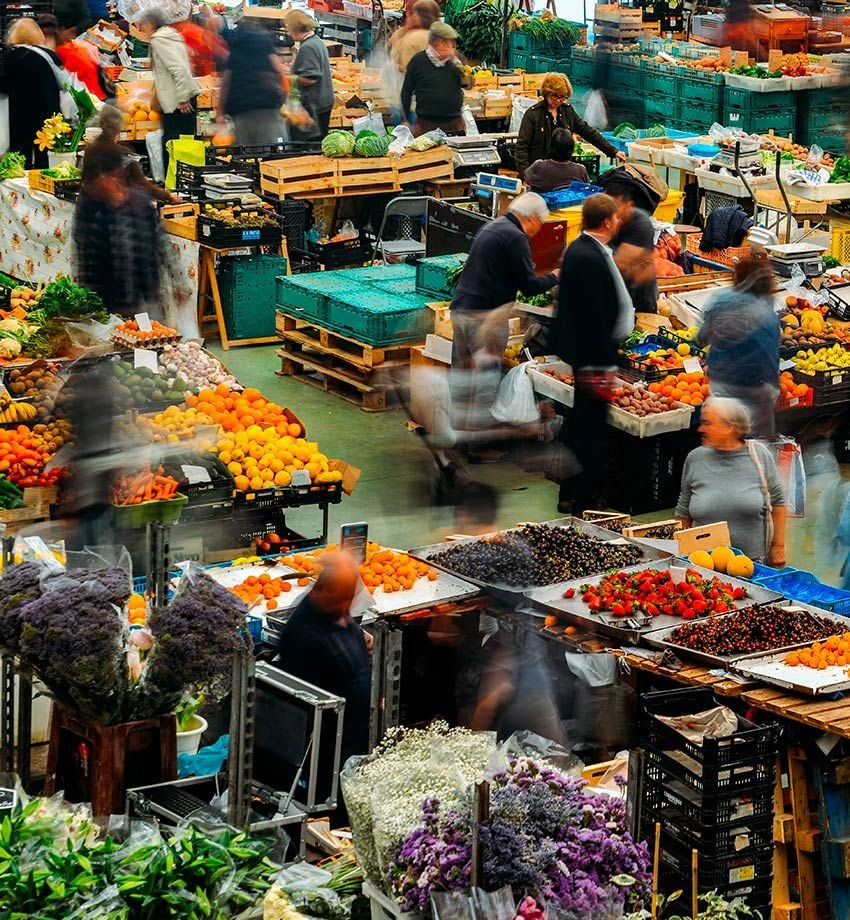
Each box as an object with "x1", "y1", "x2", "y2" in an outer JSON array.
[
  {"x1": 471, "y1": 172, "x2": 523, "y2": 218},
  {"x1": 446, "y1": 135, "x2": 502, "y2": 179},
  {"x1": 766, "y1": 241, "x2": 827, "y2": 277}
]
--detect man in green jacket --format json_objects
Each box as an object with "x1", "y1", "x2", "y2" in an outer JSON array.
[{"x1": 401, "y1": 21, "x2": 464, "y2": 137}]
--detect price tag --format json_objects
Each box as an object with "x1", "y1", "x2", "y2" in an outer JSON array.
[
  {"x1": 182, "y1": 464, "x2": 211, "y2": 484},
  {"x1": 134, "y1": 348, "x2": 159, "y2": 373},
  {"x1": 779, "y1": 359, "x2": 796, "y2": 371},
  {"x1": 290, "y1": 469, "x2": 311, "y2": 487},
  {"x1": 833, "y1": 375, "x2": 844, "y2": 385},
  {"x1": 134, "y1": 312, "x2": 153, "y2": 333},
  {"x1": 768, "y1": 48, "x2": 782, "y2": 73},
  {"x1": 789, "y1": 397, "x2": 799, "y2": 407},
  {"x1": 683, "y1": 357, "x2": 702, "y2": 374},
  {"x1": 719, "y1": 45, "x2": 732, "y2": 66}
]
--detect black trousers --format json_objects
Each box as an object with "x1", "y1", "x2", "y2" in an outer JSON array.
[
  {"x1": 161, "y1": 108, "x2": 197, "y2": 180},
  {"x1": 559, "y1": 383, "x2": 609, "y2": 512}
]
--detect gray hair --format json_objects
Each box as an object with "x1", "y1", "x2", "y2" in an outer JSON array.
[
  {"x1": 508, "y1": 192, "x2": 549, "y2": 223},
  {"x1": 98, "y1": 103, "x2": 125, "y2": 135},
  {"x1": 135, "y1": 7, "x2": 170, "y2": 29},
  {"x1": 703, "y1": 396, "x2": 751, "y2": 436}
]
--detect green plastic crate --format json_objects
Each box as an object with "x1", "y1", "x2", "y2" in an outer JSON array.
[
  {"x1": 114, "y1": 493, "x2": 188, "y2": 529},
  {"x1": 570, "y1": 55, "x2": 594, "y2": 86},
  {"x1": 415, "y1": 254, "x2": 468, "y2": 299},
  {"x1": 724, "y1": 108, "x2": 795, "y2": 135},
  {"x1": 608, "y1": 63, "x2": 644, "y2": 95},
  {"x1": 677, "y1": 98, "x2": 723, "y2": 131},
  {"x1": 325, "y1": 291, "x2": 432, "y2": 346},
  {"x1": 509, "y1": 25, "x2": 584, "y2": 54},
  {"x1": 644, "y1": 93, "x2": 680, "y2": 124},
  {"x1": 219, "y1": 254, "x2": 290, "y2": 340},
  {"x1": 723, "y1": 86, "x2": 795, "y2": 113},
  {"x1": 507, "y1": 49, "x2": 530, "y2": 70},
  {"x1": 641, "y1": 61, "x2": 678, "y2": 97},
  {"x1": 679, "y1": 72, "x2": 724, "y2": 106},
  {"x1": 812, "y1": 134, "x2": 848, "y2": 155}
]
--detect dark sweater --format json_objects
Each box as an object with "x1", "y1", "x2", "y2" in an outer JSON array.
[
  {"x1": 451, "y1": 212, "x2": 557, "y2": 313},
  {"x1": 524, "y1": 159, "x2": 589, "y2": 192},
  {"x1": 223, "y1": 25, "x2": 284, "y2": 115},
  {"x1": 0, "y1": 46, "x2": 61, "y2": 169},
  {"x1": 400, "y1": 50, "x2": 463, "y2": 123}
]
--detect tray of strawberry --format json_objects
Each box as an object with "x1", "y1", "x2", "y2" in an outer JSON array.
[
  {"x1": 524, "y1": 561, "x2": 782, "y2": 644},
  {"x1": 645, "y1": 602, "x2": 838, "y2": 668}
]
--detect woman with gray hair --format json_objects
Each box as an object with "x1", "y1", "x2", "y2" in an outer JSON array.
[
  {"x1": 132, "y1": 7, "x2": 199, "y2": 178},
  {"x1": 676, "y1": 396, "x2": 786, "y2": 564}
]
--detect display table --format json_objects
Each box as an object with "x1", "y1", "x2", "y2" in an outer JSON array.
[{"x1": 0, "y1": 178, "x2": 201, "y2": 338}]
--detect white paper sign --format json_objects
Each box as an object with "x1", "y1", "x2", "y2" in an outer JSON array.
[
  {"x1": 779, "y1": 359, "x2": 796, "y2": 371},
  {"x1": 182, "y1": 464, "x2": 212, "y2": 484},
  {"x1": 134, "y1": 348, "x2": 159, "y2": 373},
  {"x1": 134, "y1": 312, "x2": 153, "y2": 333},
  {"x1": 290, "y1": 469, "x2": 311, "y2": 487},
  {"x1": 683, "y1": 357, "x2": 702, "y2": 374}
]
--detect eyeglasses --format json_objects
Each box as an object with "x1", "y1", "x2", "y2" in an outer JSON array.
[{"x1": 547, "y1": 94, "x2": 567, "y2": 101}]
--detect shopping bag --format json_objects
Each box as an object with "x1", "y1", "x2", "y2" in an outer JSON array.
[
  {"x1": 490, "y1": 361, "x2": 539, "y2": 425},
  {"x1": 145, "y1": 128, "x2": 164, "y2": 182},
  {"x1": 352, "y1": 109, "x2": 386, "y2": 137},
  {"x1": 165, "y1": 134, "x2": 206, "y2": 190},
  {"x1": 509, "y1": 94, "x2": 537, "y2": 133},
  {"x1": 461, "y1": 103, "x2": 479, "y2": 137},
  {"x1": 583, "y1": 88, "x2": 608, "y2": 130},
  {"x1": 771, "y1": 436, "x2": 806, "y2": 517}
]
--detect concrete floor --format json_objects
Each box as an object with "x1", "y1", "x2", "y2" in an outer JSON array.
[{"x1": 212, "y1": 343, "x2": 848, "y2": 587}]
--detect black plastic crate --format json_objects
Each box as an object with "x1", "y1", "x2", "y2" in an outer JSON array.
[
  {"x1": 642, "y1": 687, "x2": 780, "y2": 771},
  {"x1": 180, "y1": 498, "x2": 235, "y2": 523},
  {"x1": 307, "y1": 230, "x2": 376, "y2": 268},
  {"x1": 643, "y1": 743, "x2": 775, "y2": 798},
  {"x1": 264, "y1": 198, "x2": 309, "y2": 249},
  {"x1": 288, "y1": 248, "x2": 321, "y2": 274},
  {"x1": 175, "y1": 160, "x2": 255, "y2": 194},
  {"x1": 232, "y1": 481, "x2": 343, "y2": 510},
  {"x1": 198, "y1": 215, "x2": 282, "y2": 248}
]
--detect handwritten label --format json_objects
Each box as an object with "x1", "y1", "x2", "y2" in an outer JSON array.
[
  {"x1": 134, "y1": 312, "x2": 153, "y2": 333},
  {"x1": 182, "y1": 464, "x2": 211, "y2": 484},
  {"x1": 134, "y1": 348, "x2": 159, "y2": 373},
  {"x1": 683, "y1": 357, "x2": 702, "y2": 374},
  {"x1": 290, "y1": 469, "x2": 311, "y2": 487}
]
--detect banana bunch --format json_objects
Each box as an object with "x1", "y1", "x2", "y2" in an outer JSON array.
[{"x1": 0, "y1": 400, "x2": 37, "y2": 423}]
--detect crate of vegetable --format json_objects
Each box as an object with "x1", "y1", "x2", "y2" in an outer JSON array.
[
  {"x1": 607, "y1": 381, "x2": 694, "y2": 437},
  {"x1": 111, "y1": 470, "x2": 188, "y2": 528},
  {"x1": 198, "y1": 202, "x2": 282, "y2": 247},
  {"x1": 27, "y1": 165, "x2": 81, "y2": 197}
]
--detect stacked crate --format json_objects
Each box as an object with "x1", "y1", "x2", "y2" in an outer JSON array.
[
  {"x1": 641, "y1": 60, "x2": 680, "y2": 127},
  {"x1": 677, "y1": 69, "x2": 725, "y2": 132},
  {"x1": 796, "y1": 87, "x2": 849, "y2": 154},
  {"x1": 723, "y1": 86, "x2": 796, "y2": 136},
  {"x1": 636, "y1": 688, "x2": 778, "y2": 916}
]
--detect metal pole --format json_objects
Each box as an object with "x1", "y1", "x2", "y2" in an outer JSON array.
[
  {"x1": 147, "y1": 522, "x2": 171, "y2": 608},
  {"x1": 15, "y1": 671, "x2": 31, "y2": 787},
  {"x1": 227, "y1": 646, "x2": 256, "y2": 828},
  {"x1": 368, "y1": 619, "x2": 387, "y2": 752},
  {"x1": 0, "y1": 655, "x2": 15, "y2": 773}
]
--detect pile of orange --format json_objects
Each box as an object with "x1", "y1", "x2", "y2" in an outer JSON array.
[
  {"x1": 0, "y1": 421, "x2": 72, "y2": 486},
  {"x1": 128, "y1": 593, "x2": 146, "y2": 626},
  {"x1": 185, "y1": 386, "x2": 301, "y2": 436},
  {"x1": 786, "y1": 634, "x2": 850, "y2": 671},
  {"x1": 648, "y1": 371, "x2": 709, "y2": 407},
  {"x1": 779, "y1": 371, "x2": 812, "y2": 402},
  {"x1": 288, "y1": 542, "x2": 438, "y2": 594},
  {"x1": 230, "y1": 571, "x2": 311, "y2": 611}
]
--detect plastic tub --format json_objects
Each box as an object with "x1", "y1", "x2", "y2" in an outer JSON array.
[
  {"x1": 756, "y1": 568, "x2": 850, "y2": 614},
  {"x1": 654, "y1": 189, "x2": 685, "y2": 222},
  {"x1": 113, "y1": 493, "x2": 188, "y2": 530}
]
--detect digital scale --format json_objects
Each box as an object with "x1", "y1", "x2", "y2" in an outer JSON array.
[
  {"x1": 766, "y1": 241, "x2": 827, "y2": 277},
  {"x1": 471, "y1": 172, "x2": 523, "y2": 218},
  {"x1": 446, "y1": 135, "x2": 502, "y2": 179}
]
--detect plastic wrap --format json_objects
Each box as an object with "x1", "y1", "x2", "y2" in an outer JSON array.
[{"x1": 118, "y1": 0, "x2": 190, "y2": 22}]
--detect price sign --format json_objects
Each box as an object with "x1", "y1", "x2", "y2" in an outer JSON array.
[
  {"x1": 134, "y1": 312, "x2": 153, "y2": 333},
  {"x1": 134, "y1": 348, "x2": 159, "y2": 373},
  {"x1": 182, "y1": 464, "x2": 211, "y2": 484},
  {"x1": 833, "y1": 375, "x2": 844, "y2": 385},
  {"x1": 779, "y1": 359, "x2": 796, "y2": 371},
  {"x1": 340, "y1": 522, "x2": 368, "y2": 563},
  {"x1": 683, "y1": 357, "x2": 702, "y2": 374},
  {"x1": 290, "y1": 469, "x2": 311, "y2": 487}
]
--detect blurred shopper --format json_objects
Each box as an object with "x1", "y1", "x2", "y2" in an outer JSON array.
[
  {"x1": 0, "y1": 19, "x2": 64, "y2": 168},
  {"x1": 600, "y1": 176, "x2": 659, "y2": 315},
  {"x1": 134, "y1": 8, "x2": 200, "y2": 175},
  {"x1": 386, "y1": 0, "x2": 440, "y2": 120},
  {"x1": 285, "y1": 11, "x2": 334, "y2": 138},
  {"x1": 401, "y1": 21, "x2": 463, "y2": 137},
  {"x1": 677, "y1": 397, "x2": 786, "y2": 564},
  {"x1": 454, "y1": 481, "x2": 500, "y2": 535},
  {"x1": 73, "y1": 113, "x2": 167, "y2": 318},
  {"x1": 275, "y1": 552, "x2": 372, "y2": 763},
  {"x1": 696, "y1": 258, "x2": 780, "y2": 439},
  {"x1": 553, "y1": 194, "x2": 631, "y2": 514},
  {"x1": 450, "y1": 193, "x2": 558, "y2": 437},
  {"x1": 84, "y1": 0, "x2": 108, "y2": 26},
  {"x1": 515, "y1": 73, "x2": 625, "y2": 179},
  {"x1": 53, "y1": 0, "x2": 91, "y2": 34},
  {"x1": 524, "y1": 128, "x2": 589, "y2": 193},
  {"x1": 218, "y1": 20, "x2": 287, "y2": 145},
  {"x1": 172, "y1": 15, "x2": 228, "y2": 77},
  {"x1": 38, "y1": 13, "x2": 108, "y2": 100}
]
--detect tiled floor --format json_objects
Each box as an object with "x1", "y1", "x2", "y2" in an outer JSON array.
[{"x1": 212, "y1": 343, "x2": 849, "y2": 587}]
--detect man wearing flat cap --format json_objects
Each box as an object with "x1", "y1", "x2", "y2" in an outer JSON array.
[{"x1": 401, "y1": 21, "x2": 464, "y2": 136}]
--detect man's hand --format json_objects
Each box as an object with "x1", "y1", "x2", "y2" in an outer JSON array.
[
  {"x1": 363, "y1": 628, "x2": 374, "y2": 657},
  {"x1": 550, "y1": 267, "x2": 561, "y2": 280},
  {"x1": 168, "y1": 192, "x2": 182, "y2": 204},
  {"x1": 616, "y1": 151, "x2": 627, "y2": 163},
  {"x1": 177, "y1": 101, "x2": 194, "y2": 114},
  {"x1": 767, "y1": 543, "x2": 787, "y2": 568}
]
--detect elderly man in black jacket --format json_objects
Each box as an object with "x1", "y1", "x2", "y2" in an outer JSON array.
[
  {"x1": 552, "y1": 193, "x2": 633, "y2": 513},
  {"x1": 450, "y1": 192, "x2": 559, "y2": 437}
]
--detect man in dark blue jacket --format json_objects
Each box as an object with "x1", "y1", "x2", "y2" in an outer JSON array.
[{"x1": 450, "y1": 193, "x2": 558, "y2": 435}]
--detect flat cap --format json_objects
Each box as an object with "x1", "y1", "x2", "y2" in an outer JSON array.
[{"x1": 429, "y1": 20, "x2": 458, "y2": 40}]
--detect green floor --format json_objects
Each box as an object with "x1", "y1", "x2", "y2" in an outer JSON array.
[{"x1": 212, "y1": 344, "x2": 848, "y2": 588}]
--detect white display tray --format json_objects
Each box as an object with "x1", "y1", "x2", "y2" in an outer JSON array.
[
  {"x1": 782, "y1": 180, "x2": 850, "y2": 202},
  {"x1": 695, "y1": 167, "x2": 776, "y2": 197},
  {"x1": 734, "y1": 651, "x2": 850, "y2": 695},
  {"x1": 723, "y1": 72, "x2": 793, "y2": 91},
  {"x1": 528, "y1": 359, "x2": 574, "y2": 406},
  {"x1": 608, "y1": 400, "x2": 694, "y2": 438},
  {"x1": 206, "y1": 561, "x2": 312, "y2": 614}
]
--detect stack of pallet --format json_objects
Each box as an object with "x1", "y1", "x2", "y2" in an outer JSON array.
[{"x1": 593, "y1": 3, "x2": 644, "y2": 42}]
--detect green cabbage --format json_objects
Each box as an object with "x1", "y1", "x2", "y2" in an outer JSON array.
[
  {"x1": 322, "y1": 131, "x2": 356, "y2": 157},
  {"x1": 353, "y1": 134, "x2": 390, "y2": 157}
]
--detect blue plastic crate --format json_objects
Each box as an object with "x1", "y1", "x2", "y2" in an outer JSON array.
[
  {"x1": 752, "y1": 563, "x2": 798, "y2": 584},
  {"x1": 246, "y1": 613, "x2": 263, "y2": 644},
  {"x1": 540, "y1": 181, "x2": 602, "y2": 210},
  {"x1": 757, "y1": 569, "x2": 850, "y2": 615}
]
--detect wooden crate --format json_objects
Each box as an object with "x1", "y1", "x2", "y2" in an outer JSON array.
[
  {"x1": 483, "y1": 96, "x2": 512, "y2": 118},
  {"x1": 427, "y1": 301, "x2": 453, "y2": 339},
  {"x1": 523, "y1": 73, "x2": 546, "y2": 92},
  {"x1": 261, "y1": 155, "x2": 337, "y2": 199},
  {"x1": 395, "y1": 147, "x2": 454, "y2": 187},
  {"x1": 27, "y1": 170, "x2": 80, "y2": 197},
  {"x1": 471, "y1": 73, "x2": 498, "y2": 89},
  {"x1": 133, "y1": 120, "x2": 160, "y2": 138},
  {"x1": 497, "y1": 73, "x2": 523, "y2": 90},
  {"x1": 335, "y1": 156, "x2": 397, "y2": 195},
  {"x1": 161, "y1": 202, "x2": 199, "y2": 241},
  {"x1": 0, "y1": 486, "x2": 56, "y2": 531}
]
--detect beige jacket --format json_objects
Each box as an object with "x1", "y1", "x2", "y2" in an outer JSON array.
[
  {"x1": 389, "y1": 27, "x2": 429, "y2": 73},
  {"x1": 150, "y1": 26, "x2": 200, "y2": 114}
]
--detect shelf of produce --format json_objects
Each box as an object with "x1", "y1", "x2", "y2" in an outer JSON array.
[{"x1": 368, "y1": 565, "x2": 480, "y2": 618}]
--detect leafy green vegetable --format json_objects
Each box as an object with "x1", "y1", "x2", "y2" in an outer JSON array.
[
  {"x1": 41, "y1": 162, "x2": 80, "y2": 180},
  {"x1": 445, "y1": 0, "x2": 503, "y2": 64},
  {"x1": 612, "y1": 123, "x2": 638, "y2": 140},
  {"x1": 354, "y1": 133, "x2": 390, "y2": 157},
  {"x1": 445, "y1": 263, "x2": 465, "y2": 289},
  {"x1": 729, "y1": 65, "x2": 783, "y2": 78},
  {"x1": 0, "y1": 152, "x2": 25, "y2": 180},
  {"x1": 644, "y1": 124, "x2": 667, "y2": 138},
  {"x1": 831, "y1": 156, "x2": 850, "y2": 183},
  {"x1": 27, "y1": 277, "x2": 106, "y2": 324},
  {"x1": 322, "y1": 130, "x2": 356, "y2": 157},
  {"x1": 823, "y1": 254, "x2": 841, "y2": 269},
  {"x1": 515, "y1": 15, "x2": 584, "y2": 46}
]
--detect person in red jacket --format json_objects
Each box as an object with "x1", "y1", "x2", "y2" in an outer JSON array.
[
  {"x1": 37, "y1": 13, "x2": 107, "y2": 100},
  {"x1": 172, "y1": 17, "x2": 228, "y2": 77}
]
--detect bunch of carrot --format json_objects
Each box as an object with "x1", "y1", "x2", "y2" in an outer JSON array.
[{"x1": 111, "y1": 468, "x2": 180, "y2": 505}]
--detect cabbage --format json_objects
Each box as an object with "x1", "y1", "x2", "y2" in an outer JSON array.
[
  {"x1": 322, "y1": 131, "x2": 356, "y2": 157},
  {"x1": 354, "y1": 134, "x2": 390, "y2": 157},
  {"x1": 355, "y1": 129, "x2": 378, "y2": 139}
]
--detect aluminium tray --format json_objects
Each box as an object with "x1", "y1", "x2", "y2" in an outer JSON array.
[
  {"x1": 409, "y1": 518, "x2": 671, "y2": 605},
  {"x1": 523, "y1": 560, "x2": 782, "y2": 645},
  {"x1": 642, "y1": 600, "x2": 840, "y2": 669},
  {"x1": 733, "y1": 645, "x2": 850, "y2": 695}
]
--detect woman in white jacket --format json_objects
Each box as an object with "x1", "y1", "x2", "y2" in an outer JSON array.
[{"x1": 133, "y1": 8, "x2": 200, "y2": 176}]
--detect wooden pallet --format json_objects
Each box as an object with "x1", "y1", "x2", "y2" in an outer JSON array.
[
  {"x1": 275, "y1": 312, "x2": 421, "y2": 370},
  {"x1": 276, "y1": 347, "x2": 408, "y2": 411}
]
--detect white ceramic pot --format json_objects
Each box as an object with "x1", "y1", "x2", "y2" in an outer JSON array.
[
  {"x1": 175, "y1": 714, "x2": 208, "y2": 756},
  {"x1": 47, "y1": 151, "x2": 77, "y2": 168}
]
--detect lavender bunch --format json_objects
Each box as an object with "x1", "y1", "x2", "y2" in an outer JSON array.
[
  {"x1": 18, "y1": 584, "x2": 128, "y2": 724},
  {"x1": 387, "y1": 798, "x2": 473, "y2": 912},
  {"x1": 0, "y1": 563, "x2": 42, "y2": 652}
]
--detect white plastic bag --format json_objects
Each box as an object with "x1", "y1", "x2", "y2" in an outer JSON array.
[
  {"x1": 583, "y1": 88, "x2": 608, "y2": 131},
  {"x1": 145, "y1": 129, "x2": 164, "y2": 182},
  {"x1": 461, "y1": 103, "x2": 479, "y2": 137},
  {"x1": 387, "y1": 123, "x2": 414, "y2": 157},
  {"x1": 509, "y1": 94, "x2": 537, "y2": 133},
  {"x1": 353, "y1": 108, "x2": 386, "y2": 137},
  {"x1": 490, "y1": 361, "x2": 539, "y2": 425}
]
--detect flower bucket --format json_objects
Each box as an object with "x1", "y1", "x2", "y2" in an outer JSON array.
[
  {"x1": 176, "y1": 714, "x2": 208, "y2": 756},
  {"x1": 47, "y1": 151, "x2": 77, "y2": 168}
]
